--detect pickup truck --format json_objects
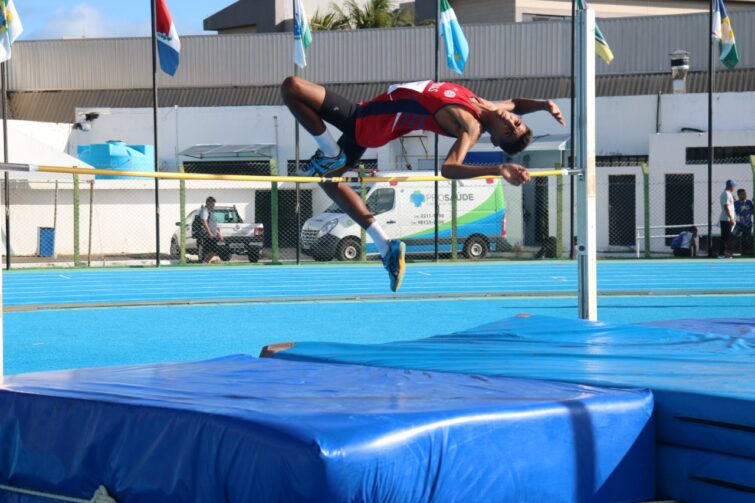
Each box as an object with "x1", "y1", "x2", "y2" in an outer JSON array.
[{"x1": 171, "y1": 206, "x2": 264, "y2": 262}]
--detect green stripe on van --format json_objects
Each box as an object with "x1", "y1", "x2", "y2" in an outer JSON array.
[{"x1": 403, "y1": 181, "x2": 505, "y2": 239}]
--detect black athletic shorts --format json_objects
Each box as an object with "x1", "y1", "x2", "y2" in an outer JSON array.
[{"x1": 319, "y1": 88, "x2": 367, "y2": 169}]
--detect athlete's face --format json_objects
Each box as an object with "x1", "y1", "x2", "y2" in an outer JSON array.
[{"x1": 488, "y1": 111, "x2": 528, "y2": 147}]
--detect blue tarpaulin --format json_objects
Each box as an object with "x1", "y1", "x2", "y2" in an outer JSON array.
[{"x1": 0, "y1": 355, "x2": 654, "y2": 502}]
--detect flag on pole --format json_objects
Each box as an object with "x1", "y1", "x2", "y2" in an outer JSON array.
[
  {"x1": 712, "y1": 0, "x2": 739, "y2": 69},
  {"x1": 439, "y1": 0, "x2": 469, "y2": 74},
  {"x1": 156, "y1": 0, "x2": 181, "y2": 76},
  {"x1": 294, "y1": 0, "x2": 312, "y2": 68},
  {"x1": 576, "y1": 0, "x2": 614, "y2": 64},
  {"x1": 0, "y1": 0, "x2": 23, "y2": 62}
]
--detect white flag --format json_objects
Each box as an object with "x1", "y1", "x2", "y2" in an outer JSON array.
[{"x1": 293, "y1": 0, "x2": 312, "y2": 68}]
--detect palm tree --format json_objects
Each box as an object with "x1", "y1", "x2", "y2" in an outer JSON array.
[
  {"x1": 311, "y1": 0, "x2": 416, "y2": 31},
  {"x1": 310, "y1": 8, "x2": 350, "y2": 31}
]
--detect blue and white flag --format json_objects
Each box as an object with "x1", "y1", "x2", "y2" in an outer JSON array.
[
  {"x1": 156, "y1": 0, "x2": 180, "y2": 76},
  {"x1": 439, "y1": 0, "x2": 468, "y2": 74},
  {"x1": 294, "y1": 0, "x2": 312, "y2": 68}
]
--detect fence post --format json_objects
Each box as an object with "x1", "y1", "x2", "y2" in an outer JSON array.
[
  {"x1": 451, "y1": 179, "x2": 458, "y2": 259},
  {"x1": 641, "y1": 162, "x2": 650, "y2": 258},
  {"x1": 556, "y1": 162, "x2": 564, "y2": 258},
  {"x1": 359, "y1": 164, "x2": 367, "y2": 261},
  {"x1": 270, "y1": 160, "x2": 280, "y2": 264},
  {"x1": 87, "y1": 180, "x2": 94, "y2": 267},
  {"x1": 73, "y1": 174, "x2": 80, "y2": 267},
  {"x1": 179, "y1": 163, "x2": 186, "y2": 264}
]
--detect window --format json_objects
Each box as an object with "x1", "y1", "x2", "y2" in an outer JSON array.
[
  {"x1": 686, "y1": 146, "x2": 755, "y2": 165},
  {"x1": 565, "y1": 155, "x2": 649, "y2": 167},
  {"x1": 214, "y1": 209, "x2": 242, "y2": 224},
  {"x1": 522, "y1": 13, "x2": 567, "y2": 22},
  {"x1": 366, "y1": 188, "x2": 395, "y2": 215},
  {"x1": 183, "y1": 160, "x2": 271, "y2": 175}
]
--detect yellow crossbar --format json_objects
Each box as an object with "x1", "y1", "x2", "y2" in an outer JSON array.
[{"x1": 19, "y1": 164, "x2": 572, "y2": 183}]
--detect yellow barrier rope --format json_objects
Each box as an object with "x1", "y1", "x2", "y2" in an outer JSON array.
[{"x1": 16, "y1": 164, "x2": 574, "y2": 183}]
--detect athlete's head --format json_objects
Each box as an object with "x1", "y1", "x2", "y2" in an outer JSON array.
[{"x1": 486, "y1": 110, "x2": 532, "y2": 156}]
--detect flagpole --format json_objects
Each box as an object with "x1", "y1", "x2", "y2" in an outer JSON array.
[
  {"x1": 433, "y1": 0, "x2": 440, "y2": 262},
  {"x1": 1, "y1": 62, "x2": 9, "y2": 270},
  {"x1": 150, "y1": 0, "x2": 161, "y2": 266},
  {"x1": 707, "y1": 0, "x2": 714, "y2": 257}
]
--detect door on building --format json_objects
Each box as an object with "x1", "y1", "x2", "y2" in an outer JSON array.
[
  {"x1": 664, "y1": 174, "x2": 694, "y2": 245},
  {"x1": 255, "y1": 190, "x2": 313, "y2": 249},
  {"x1": 608, "y1": 175, "x2": 636, "y2": 246}
]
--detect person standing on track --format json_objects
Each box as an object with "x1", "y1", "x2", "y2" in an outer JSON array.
[{"x1": 281, "y1": 77, "x2": 565, "y2": 291}]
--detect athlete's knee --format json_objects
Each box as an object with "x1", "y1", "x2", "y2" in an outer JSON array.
[{"x1": 280, "y1": 76, "x2": 304, "y2": 103}]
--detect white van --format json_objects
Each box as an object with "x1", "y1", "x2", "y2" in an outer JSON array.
[{"x1": 300, "y1": 171, "x2": 507, "y2": 261}]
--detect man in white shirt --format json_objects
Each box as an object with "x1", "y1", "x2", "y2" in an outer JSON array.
[
  {"x1": 719, "y1": 179, "x2": 736, "y2": 258},
  {"x1": 198, "y1": 196, "x2": 224, "y2": 263}
]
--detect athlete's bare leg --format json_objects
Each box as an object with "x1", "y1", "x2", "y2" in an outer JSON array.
[
  {"x1": 280, "y1": 76, "x2": 328, "y2": 136},
  {"x1": 319, "y1": 172, "x2": 375, "y2": 229}
]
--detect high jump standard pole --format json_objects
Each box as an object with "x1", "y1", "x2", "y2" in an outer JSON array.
[{"x1": 576, "y1": 8, "x2": 598, "y2": 320}]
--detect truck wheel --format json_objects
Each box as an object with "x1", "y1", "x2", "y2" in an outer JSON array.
[
  {"x1": 248, "y1": 248, "x2": 259, "y2": 263},
  {"x1": 337, "y1": 237, "x2": 361, "y2": 262},
  {"x1": 170, "y1": 239, "x2": 180, "y2": 259},
  {"x1": 463, "y1": 236, "x2": 488, "y2": 260}
]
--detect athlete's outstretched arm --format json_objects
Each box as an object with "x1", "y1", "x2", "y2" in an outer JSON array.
[
  {"x1": 441, "y1": 134, "x2": 530, "y2": 185},
  {"x1": 496, "y1": 98, "x2": 565, "y2": 125}
]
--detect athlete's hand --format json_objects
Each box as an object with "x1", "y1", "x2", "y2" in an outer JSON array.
[
  {"x1": 547, "y1": 100, "x2": 565, "y2": 125},
  {"x1": 499, "y1": 164, "x2": 530, "y2": 186}
]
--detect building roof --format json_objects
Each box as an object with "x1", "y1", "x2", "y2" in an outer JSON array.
[{"x1": 10, "y1": 69, "x2": 755, "y2": 123}]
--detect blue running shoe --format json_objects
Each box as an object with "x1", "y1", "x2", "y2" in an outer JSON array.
[
  {"x1": 307, "y1": 149, "x2": 347, "y2": 176},
  {"x1": 382, "y1": 240, "x2": 406, "y2": 292}
]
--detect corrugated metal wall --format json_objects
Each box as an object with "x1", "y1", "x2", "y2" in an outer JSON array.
[
  {"x1": 600, "y1": 10, "x2": 755, "y2": 74},
  {"x1": 9, "y1": 10, "x2": 755, "y2": 92}
]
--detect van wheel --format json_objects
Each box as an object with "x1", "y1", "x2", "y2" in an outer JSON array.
[
  {"x1": 170, "y1": 239, "x2": 180, "y2": 259},
  {"x1": 463, "y1": 236, "x2": 488, "y2": 260},
  {"x1": 337, "y1": 237, "x2": 361, "y2": 262}
]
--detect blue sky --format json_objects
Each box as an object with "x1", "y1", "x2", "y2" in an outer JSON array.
[{"x1": 17, "y1": 1, "x2": 232, "y2": 40}]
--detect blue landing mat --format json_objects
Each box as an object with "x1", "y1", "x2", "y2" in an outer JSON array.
[
  {"x1": 641, "y1": 317, "x2": 755, "y2": 338},
  {"x1": 0, "y1": 356, "x2": 654, "y2": 503},
  {"x1": 266, "y1": 315, "x2": 755, "y2": 461}
]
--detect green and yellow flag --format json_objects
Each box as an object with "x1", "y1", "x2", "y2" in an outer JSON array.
[{"x1": 577, "y1": 0, "x2": 613, "y2": 64}]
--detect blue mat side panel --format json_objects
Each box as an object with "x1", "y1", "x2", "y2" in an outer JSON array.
[
  {"x1": 654, "y1": 390, "x2": 755, "y2": 460},
  {"x1": 0, "y1": 357, "x2": 655, "y2": 503},
  {"x1": 0, "y1": 391, "x2": 326, "y2": 502},
  {"x1": 657, "y1": 445, "x2": 755, "y2": 503}
]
